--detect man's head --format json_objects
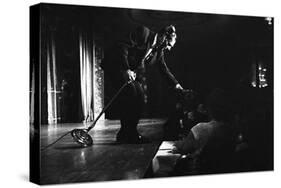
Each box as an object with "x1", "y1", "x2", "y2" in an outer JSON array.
[{"x1": 157, "y1": 25, "x2": 177, "y2": 50}]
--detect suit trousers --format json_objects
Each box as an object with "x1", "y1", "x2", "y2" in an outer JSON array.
[{"x1": 107, "y1": 71, "x2": 145, "y2": 137}]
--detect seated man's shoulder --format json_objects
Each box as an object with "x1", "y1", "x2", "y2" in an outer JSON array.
[
  {"x1": 191, "y1": 122, "x2": 210, "y2": 138},
  {"x1": 192, "y1": 122, "x2": 209, "y2": 130}
]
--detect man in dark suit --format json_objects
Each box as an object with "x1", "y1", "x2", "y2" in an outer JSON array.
[{"x1": 102, "y1": 25, "x2": 183, "y2": 144}]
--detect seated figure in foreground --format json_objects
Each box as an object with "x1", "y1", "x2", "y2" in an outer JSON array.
[{"x1": 172, "y1": 88, "x2": 236, "y2": 174}]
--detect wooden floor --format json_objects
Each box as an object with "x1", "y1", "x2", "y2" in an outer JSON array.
[{"x1": 40, "y1": 119, "x2": 166, "y2": 185}]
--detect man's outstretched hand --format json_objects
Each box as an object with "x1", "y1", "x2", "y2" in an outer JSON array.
[{"x1": 122, "y1": 69, "x2": 136, "y2": 82}]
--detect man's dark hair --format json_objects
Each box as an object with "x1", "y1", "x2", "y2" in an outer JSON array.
[{"x1": 158, "y1": 25, "x2": 176, "y2": 36}]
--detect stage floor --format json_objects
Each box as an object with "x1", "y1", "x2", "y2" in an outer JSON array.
[{"x1": 39, "y1": 119, "x2": 166, "y2": 184}]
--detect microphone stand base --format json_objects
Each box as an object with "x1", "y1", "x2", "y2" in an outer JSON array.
[{"x1": 71, "y1": 129, "x2": 93, "y2": 147}]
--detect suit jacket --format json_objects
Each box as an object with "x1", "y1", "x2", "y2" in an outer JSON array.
[{"x1": 101, "y1": 26, "x2": 179, "y2": 87}]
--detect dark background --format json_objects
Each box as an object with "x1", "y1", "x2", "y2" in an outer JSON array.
[{"x1": 39, "y1": 3, "x2": 273, "y2": 123}]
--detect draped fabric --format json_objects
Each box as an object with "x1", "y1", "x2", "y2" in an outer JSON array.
[
  {"x1": 30, "y1": 62, "x2": 35, "y2": 124},
  {"x1": 46, "y1": 35, "x2": 58, "y2": 124},
  {"x1": 44, "y1": 32, "x2": 103, "y2": 124},
  {"x1": 79, "y1": 33, "x2": 94, "y2": 122}
]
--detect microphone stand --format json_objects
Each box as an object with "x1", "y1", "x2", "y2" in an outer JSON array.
[{"x1": 71, "y1": 80, "x2": 133, "y2": 147}]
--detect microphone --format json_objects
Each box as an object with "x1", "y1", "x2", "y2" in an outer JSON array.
[{"x1": 143, "y1": 40, "x2": 168, "y2": 62}]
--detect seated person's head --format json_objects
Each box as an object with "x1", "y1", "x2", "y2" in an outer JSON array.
[
  {"x1": 177, "y1": 89, "x2": 198, "y2": 111},
  {"x1": 206, "y1": 88, "x2": 232, "y2": 122}
]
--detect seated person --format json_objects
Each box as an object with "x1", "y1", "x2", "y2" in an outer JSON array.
[
  {"x1": 172, "y1": 88, "x2": 236, "y2": 174},
  {"x1": 182, "y1": 103, "x2": 209, "y2": 133},
  {"x1": 163, "y1": 89, "x2": 205, "y2": 140}
]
